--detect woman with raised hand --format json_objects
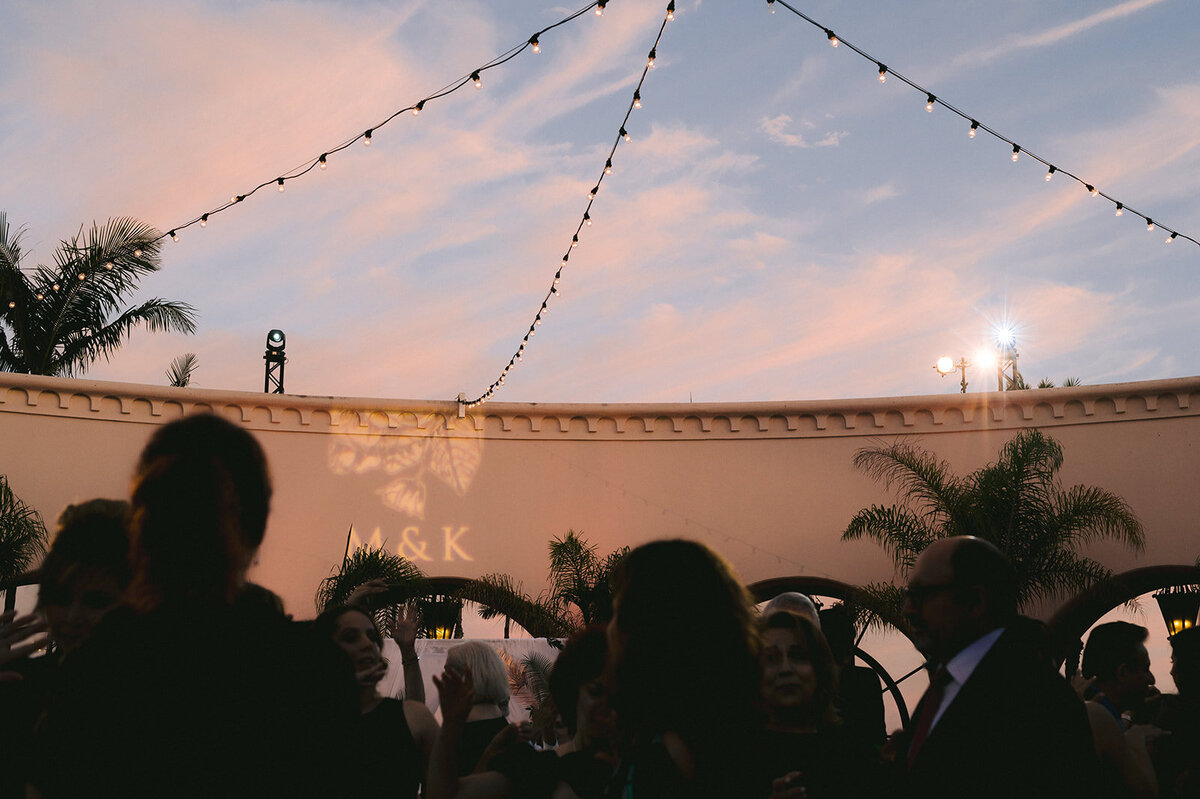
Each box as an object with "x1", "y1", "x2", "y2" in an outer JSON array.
[{"x1": 315, "y1": 604, "x2": 439, "y2": 797}]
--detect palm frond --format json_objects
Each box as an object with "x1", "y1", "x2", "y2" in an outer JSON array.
[
  {"x1": 842, "y1": 504, "x2": 938, "y2": 574},
  {"x1": 455, "y1": 573, "x2": 572, "y2": 639},
  {"x1": 521, "y1": 652, "x2": 556, "y2": 706},
  {"x1": 0, "y1": 475, "x2": 48, "y2": 581},
  {"x1": 843, "y1": 582, "x2": 909, "y2": 636},
  {"x1": 314, "y1": 546, "x2": 427, "y2": 613},
  {"x1": 852, "y1": 440, "x2": 965, "y2": 527},
  {"x1": 166, "y1": 352, "x2": 199, "y2": 387}
]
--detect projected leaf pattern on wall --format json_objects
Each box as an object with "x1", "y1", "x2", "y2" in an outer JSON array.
[{"x1": 328, "y1": 411, "x2": 483, "y2": 519}]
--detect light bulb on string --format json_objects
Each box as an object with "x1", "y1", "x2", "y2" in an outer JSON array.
[
  {"x1": 277, "y1": 178, "x2": 285, "y2": 192},
  {"x1": 877, "y1": 64, "x2": 887, "y2": 83},
  {"x1": 1167, "y1": 232, "x2": 1178, "y2": 243},
  {"x1": 572, "y1": 234, "x2": 580, "y2": 247},
  {"x1": 36, "y1": 293, "x2": 43, "y2": 301},
  {"x1": 77, "y1": 272, "x2": 85, "y2": 280},
  {"x1": 584, "y1": 213, "x2": 592, "y2": 226},
  {"x1": 926, "y1": 94, "x2": 936, "y2": 112},
  {"x1": 7, "y1": 301, "x2": 14, "y2": 309},
  {"x1": 595, "y1": 0, "x2": 606, "y2": 15},
  {"x1": 647, "y1": 48, "x2": 656, "y2": 68},
  {"x1": 767, "y1": 0, "x2": 776, "y2": 12},
  {"x1": 471, "y1": 72, "x2": 482, "y2": 89},
  {"x1": 364, "y1": 129, "x2": 373, "y2": 145},
  {"x1": 170, "y1": 231, "x2": 179, "y2": 242},
  {"x1": 413, "y1": 101, "x2": 424, "y2": 116},
  {"x1": 1147, "y1": 218, "x2": 1155, "y2": 231},
  {"x1": 605, "y1": 159, "x2": 613, "y2": 175},
  {"x1": 667, "y1": 1, "x2": 675, "y2": 20},
  {"x1": 620, "y1": 127, "x2": 631, "y2": 142},
  {"x1": 1011, "y1": 145, "x2": 1020, "y2": 162},
  {"x1": 319, "y1": 154, "x2": 328, "y2": 169},
  {"x1": 1115, "y1": 204, "x2": 1124, "y2": 217},
  {"x1": 825, "y1": 29, "x2": 838, "y2": 47},
  {"x1": 589, "y1": 186, "x2": 599, "y2": 199},
  {"x1": 104, "y1": 261, "x2": 113, "y2": 270},
  {"x1": 1045, "y1": 166, "x2": 1056, "y2": 182},
  {"x1": 200, "y1": 214, "x2": 208, "y2": 228},
  {"x1": 52, "y1": 283, "x2": 60, "y2": 291},
  {"x1": 634, "y1": 90, "x2": 642, "y2": 109},
  {"x1": 529, "y1": 36, "x2": 540, "y2": 54},
  {"x1": 1088, "y1": 185, "x2": 1099, "y2": 197},
  {"x1": 133, "y1": 247, "x2": 143, "y2": 257},
  {"x1": 969, "y1": 120, "x2": 978, "y2": 138}
]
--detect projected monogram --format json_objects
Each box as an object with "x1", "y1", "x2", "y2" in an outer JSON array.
[{"x1": 329, "y1": 410, "x2": 483, "y2": 562}]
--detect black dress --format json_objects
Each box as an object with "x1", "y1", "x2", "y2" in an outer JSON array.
[
  {"x1": 354, "y1": 698, "x2": 423, "y2": 797},
  {"x1": 756, "y1": 727, "x2": 884, "y2": 799}
]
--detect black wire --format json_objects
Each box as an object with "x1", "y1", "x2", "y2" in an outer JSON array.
[
  {"x1": 465, "y1": 4, "x2": 673, "y2": 406},
  {"x1": 770, "y1": 0, "x2": 1197, "y2": 247}
]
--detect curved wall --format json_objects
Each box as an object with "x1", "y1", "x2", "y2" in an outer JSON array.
[{"x1": 2, "y1": 373, "x2": 1198, "y2": 617}]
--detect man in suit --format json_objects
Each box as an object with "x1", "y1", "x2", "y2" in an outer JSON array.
[{"x1": 898, "y1": 536, "x2": 1097, "y2": 799}]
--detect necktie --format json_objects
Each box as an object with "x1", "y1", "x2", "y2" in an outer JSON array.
[{"x1": 907, "y1": 665, "x2": 952, "y2": 767}]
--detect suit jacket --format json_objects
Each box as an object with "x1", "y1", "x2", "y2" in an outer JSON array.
[{"x1": 900, "y1": 622, "x2": 1098, "y2": 799}]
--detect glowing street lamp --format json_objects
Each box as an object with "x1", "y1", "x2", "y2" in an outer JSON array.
[
  {"x1": 934, "y1": 356, "x2": 970, "y2": 393},
  {"x1": 993, "y1": 326, "x2": 1023, "y2": 391}
]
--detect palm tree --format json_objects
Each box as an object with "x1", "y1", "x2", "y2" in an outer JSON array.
[
  {"x1": 0, "y1": 475, "x2": 48, "y2": 583},
  {"x1": 842, "y1": 429, "x2": 1144, "y2": 627},
  {"x1": 0, "y1": 213, "x2": 197, "y2": 376},
  {"x1": 166, "y1": 352, "x2": 199, "y2": 387}
]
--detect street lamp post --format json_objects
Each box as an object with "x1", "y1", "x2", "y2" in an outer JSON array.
[{"x1": 934, "y1": 356, "x2": 970, "y2": 393}]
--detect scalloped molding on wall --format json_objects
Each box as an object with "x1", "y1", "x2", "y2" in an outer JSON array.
[{"x1": 2, "y1": 373, "x2": 1199, "y2": 441}]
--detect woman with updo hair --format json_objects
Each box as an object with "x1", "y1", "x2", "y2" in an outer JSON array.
[{"x1": 36, "y1": 414, "x2": 357, "y2": 799}]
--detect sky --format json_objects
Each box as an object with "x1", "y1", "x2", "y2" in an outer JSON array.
[{"x1": 2, "y1": 0, "x2": 1198, "y2": 404}]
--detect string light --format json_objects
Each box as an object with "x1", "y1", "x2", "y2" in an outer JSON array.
[
  {"x1": 769, "y1": 1, "x2": 1196, "y2": 249},
  {"x1": 471, "y1": 72, "x2": 482, "y2": 89},
  {"x1": 364, "y1": 129, "x2": 373, "y2": 145},
  {"x1": 413, "y1": 101, "x2": 425, "y2": 116},
  {"x1": 200, "y1": 214, "x2": 208, "y2": 228},
  {"x1": 529, "y1": 36, "x2": 540, "y2": 54},
  {"x1": 825, "y1": 29, "x2": 839, "y2": 47},
  {"x1": 463, "y1": 0, "x2": 674, "y2": 407},
  {"x1": 277, "y1": 178, "x2": 285, "y2": 192},
  {"x1": 169, "y1": 231, "x2": 178, "y2": 242},
  {"x1": 77, "y1": 272, "x2": 85, "y2": 280},
  {"x1": 133, "y1": 247, "x2": 142, "y2": 257},
  {"x1": 596, "y1": 0, "x2": 606, "y2": 15},
  {"x1": 1147, "y1": 218, "x2": 1155, "y2": 232},
  {"x1": 1167, "y1": 232, "x2": 1178, "y2": 243},
  {"x1": 104, "y1": 261, "x2": 113, "y2": 270},
  {"x1": 319, "y1": 153, "x2": 328, "y2": 169}
]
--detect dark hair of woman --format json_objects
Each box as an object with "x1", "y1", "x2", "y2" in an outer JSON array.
[
  {"x1": 608, "y1": 539, "x2": 762, "y2": 767},
  {"x1": 126, "y1": 413, "x2": 271, "y2": 611},
  {"x1": 38, "y1": 499, "x2": 131, "y2": 609},
  {"x1": 762, "y1": 610, "x2": 840, "y2": 728}
]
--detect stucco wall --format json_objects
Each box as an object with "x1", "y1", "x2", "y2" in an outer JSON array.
[{"x1": 2, "y1": 373, "x2": 1197, "y2": 617}]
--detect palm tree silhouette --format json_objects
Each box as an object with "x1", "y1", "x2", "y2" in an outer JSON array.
[
  {"x1": 843, "y1": 429, "x2": 1144, "y2": 628},
  {"x1": 0, "y1": 213, "x2": 196, "y2": 376}
]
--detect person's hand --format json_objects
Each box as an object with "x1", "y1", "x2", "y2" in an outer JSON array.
[
  {"x1": 1126, "y1": 723, "x2": 1168, "y2": 751},
  {"x1": 387, "y1": 603, "x2": 419, "y2": 651},
  {"x1": 433, "y1": 665, "x2": 474, "y2": 724},
  {"x1": 346, "y1": 579, "x2": 390, "y2": 609},
  {"x1": 0, "y1": 610, "x2": 49, "y2": 682},
  {"x1": 768, "y1": 772, "x2": 807, "y2": 799},
  {"x1": 355, "y1": 656, "x2": 388, "y2": 689},
  {"x1": 473, "y1": 722, "x2": 534, "y2": 772},
  {"x1": 1070, "y1": 673, "x2": 1096, "y2": 700}
]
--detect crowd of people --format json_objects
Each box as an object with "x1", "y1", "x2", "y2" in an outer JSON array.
[{"x1": 1, "y1": 412, "x2": 1198, "y2": 798}]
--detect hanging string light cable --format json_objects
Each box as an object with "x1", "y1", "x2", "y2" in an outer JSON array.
[
  {"x1": 150, "y1": 0, "x2": 606, "y2": 245},
  {"x1": 1, "y1": 2, "x2": 614, "y2": 315},
  {"x1": 462, "y1": 0, "x2": 676, "y2": 409},
  {"x1": 767, "y1": 0, "x2": 1198, "y2": 248}
]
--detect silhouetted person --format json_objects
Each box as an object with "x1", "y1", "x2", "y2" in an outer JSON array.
[
  {"x1": 0, "y1": 499, "x2": 129, "y2": 799},
  {"x1": 819, "y1": 604, "x2": 886, "y2": 748},
  {"x1": 35, "y1": 413, "x2": 357, "y2": 798},
  {"x1": 1081, "y1": 621, "x2": 1165, "y2": 798},
  {"x1": 896, "y1": 536, "x2": 1096, "y2": 799},
  {"x1": 605, "y1": 539, "x2": 764, "y2": 798},
  {"x1": 1153, "y1": 627, "x2": 1200, "y2": 797}
]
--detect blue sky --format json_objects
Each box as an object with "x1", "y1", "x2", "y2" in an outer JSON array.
[{"x1": 2, "y1": 0, "x2": 1197, "y2": 403}]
